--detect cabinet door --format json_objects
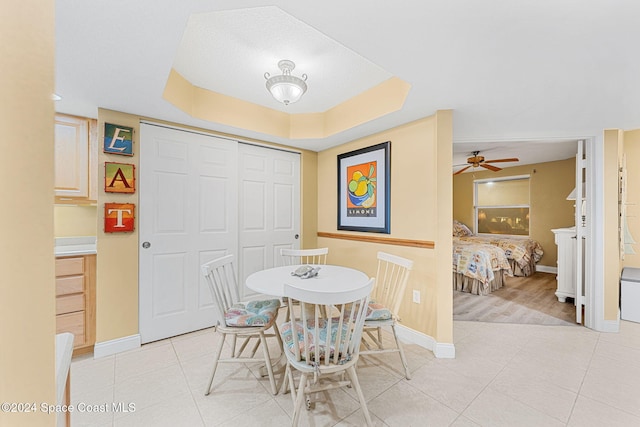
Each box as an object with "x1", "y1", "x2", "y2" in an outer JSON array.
[
  {"x1": 55, "y1": 114, "x2": 89, "y2": 199},
  {"x1": 55, "y1": 255, "x2": 96, "y2": 351}
]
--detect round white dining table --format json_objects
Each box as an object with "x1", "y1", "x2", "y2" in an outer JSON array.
[
  {"x1": 246, "y1": 264, "x2": 368, "y2": 392},
  {"x1": 246, "y1": 264, "x2": 369, "y2": 298}
]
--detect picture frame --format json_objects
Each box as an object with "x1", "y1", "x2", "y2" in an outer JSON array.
[
  {"x1": 104, "y1": 203, "x2": 135, "y2": 233},
  {"x1": 337, "y1": 141, "x2": 390, "y2": 233},
  {"x1": 103, "y1": 123, "x2": 134, "y2": 156},
  {"x1": 104, "y1": 162, "x2": 135, "y2": 193}
]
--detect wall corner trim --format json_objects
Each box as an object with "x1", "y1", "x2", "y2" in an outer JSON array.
[
  {"x1": 94, "y1": 334, "x2": 141, "y2": 358},
  {"x1": 395, "y1": 324, "x2": 456, "y2": 359},
  {"x1": 434, "y1": 343, "x2": 456, "y2": 359},
  {"x1": 594, "y1": 315, "x2": 621, "y2": 333}
]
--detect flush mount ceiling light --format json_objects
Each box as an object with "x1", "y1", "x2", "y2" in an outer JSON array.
[{"x1": 264, "y1": 60, "x2": 307, "y2": 105}]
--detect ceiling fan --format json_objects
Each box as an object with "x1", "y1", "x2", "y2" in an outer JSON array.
[{"x1": 453, "y1": 150, "x2": 519, "y2": 175}]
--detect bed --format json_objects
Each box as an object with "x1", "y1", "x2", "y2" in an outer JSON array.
[
  {"x1": 453, "y1": 220, "x2": 544, "y2": 277},
  {"x1": 453, "y1": 239, "x2": 513, "y2": 295}
]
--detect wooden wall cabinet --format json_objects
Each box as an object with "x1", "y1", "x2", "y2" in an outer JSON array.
[
  {"x1": 55, "y1": 254, "x2": 96, "y2": 355},
  {"x1": 55, "y1": 113, "x2": 98, "y2": 204}
]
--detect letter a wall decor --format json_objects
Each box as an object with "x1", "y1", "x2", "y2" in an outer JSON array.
[
  {"x1": 104, "y1": 203, "x2": 135, "y2": 233},
  {"x1": 105, "y1": 162, "x2": 135, "y2": 193},
  {"x1": 104, "y1": 123, "x2": 134, "y2": 156}
]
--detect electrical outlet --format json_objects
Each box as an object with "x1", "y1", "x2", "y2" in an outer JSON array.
[{"x1": 412, "y1": 290, "x2": 421, "y2": 304}]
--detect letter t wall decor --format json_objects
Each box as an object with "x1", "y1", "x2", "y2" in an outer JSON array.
[{"x1": 104, "y1": 203, "x2": 135, "y2": 232}]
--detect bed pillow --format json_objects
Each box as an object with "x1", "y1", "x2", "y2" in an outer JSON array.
[{"x1": 453, "y1": 220, "x2": 473, "y2": 237}]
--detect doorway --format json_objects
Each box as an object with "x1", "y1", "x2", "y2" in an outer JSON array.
[{"x1": 452, "y1": 138, "x2": 592, "y2": 326}]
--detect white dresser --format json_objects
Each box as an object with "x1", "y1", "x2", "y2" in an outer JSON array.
[{"x1": 552, "y1": 227, "x2": 576, "y2": 302}]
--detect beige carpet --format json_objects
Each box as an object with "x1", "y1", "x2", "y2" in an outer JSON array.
[{"x1": 453, "y1": 271, "x2": 579, "y2": 326}]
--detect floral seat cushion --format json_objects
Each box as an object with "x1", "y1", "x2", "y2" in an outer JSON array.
[
  {"x1": 365, "y1": 300, "x2": 392, "y2": 321},
  {"x1": 280, "y1": 319, "x2": 350, "y2": 363},
  {"x1": 224, "y1": 299, "x2": 280, "y2": 327}
]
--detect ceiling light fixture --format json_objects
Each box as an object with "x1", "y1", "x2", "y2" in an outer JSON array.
[{"x1": 264, "y1": 60, "x2": 307, "y2": 105}]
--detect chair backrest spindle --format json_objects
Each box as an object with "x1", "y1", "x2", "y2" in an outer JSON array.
[
  {"x1": 201, "y1": 254, "x2": 241, "y2": 323},
  {"x1": 282, "y1": 278, "x2": 374, "y2": 368},
  {"x1": 374, "y1": 252, "x2": 414, "y2": 316},
  {"x1": 281, "y1": 248, "x2": 329, "y2": 266}
]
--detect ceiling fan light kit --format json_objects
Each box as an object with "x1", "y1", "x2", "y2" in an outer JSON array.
[
  {"x1": 453, "y1": 150, "x2": 519, "y2": 175},
  {"x1": 264, "y1": 59, "x2": 308, "y2": 105}
]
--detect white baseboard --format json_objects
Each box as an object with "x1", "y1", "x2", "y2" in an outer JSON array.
[
  {"x1": 598, "y1": 319, "x2": 620, "y2": 333},
  {"x1": 94, "y1": 334, "x2": 141, "y2": 358},
  {"x1": 535, "y1": 265, "x2": 557, "y2": 274},
  {"x1": 395, "y1": 324, "x2": 455, "y2": 359}
]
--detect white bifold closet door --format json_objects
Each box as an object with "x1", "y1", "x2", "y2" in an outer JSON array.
[
  {"x1": 238, "y1": 142, "x2": 301, "y2": 300},
  {"x1": 139, "y1": 123, "x2": 299, "y2": 343}
]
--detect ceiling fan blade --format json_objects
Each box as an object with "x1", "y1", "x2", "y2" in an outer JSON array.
[
  {"x1": 482, "y1": 158, "x2": 519, "y2": 163},
  {"x1": 453, "y1": 165, "x2": 472, "y2": 175},
  {"x1": 480, "y1": 163, "x2": 501, "y2": 172}
]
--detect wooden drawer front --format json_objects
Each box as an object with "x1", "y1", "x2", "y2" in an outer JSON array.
[
  {"x1": 56, "y1": 257, "x2": 84, "y2": 276},
  {"x1": 56, "y1": 294, "x2": 85, "y2": 315},
  {"x1": 56, "y1": 275, "x2": 84, "y2": 296},
  {"x1": 56, "y1": 312, "x2": 85, "y2": 347}
]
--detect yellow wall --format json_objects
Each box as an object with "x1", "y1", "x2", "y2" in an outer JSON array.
[
  {"x1": 54, "y1": 205, "x2": 98, "y2": 237},
  {"x1": 0, "y1": 0, "x2": 56, "y2": 425},
  {"x1": 622, "y1": 129, "x2": 640, "y2": 268},
  {"x1": 603, "y1": 130, "x2": 624, "y2": 320},
  {"x1": 435, "y1": 111, "x2": 454, "y2": 343},
  {"x1": 94, "y1": 110, "x2": 318, "y2": 343},
  {"x1": 316, "y1": 111, "x2": 454, "y2": 344},
  {"x1": 96, "y1": 109, "x2": 141, "y2": 342},
  {"x1": 453, "y1": 158, "x2": 576, "y2": 266}
]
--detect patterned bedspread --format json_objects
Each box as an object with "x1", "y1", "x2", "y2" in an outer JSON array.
[
  {"x1": 452, "y1": 241, "x2": 512, "y2": 285},
  {"x1": 453, "y1": 235, "x2": 543, "y2": 271}
]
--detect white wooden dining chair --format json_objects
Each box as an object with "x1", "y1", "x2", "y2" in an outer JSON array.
[
  {"x1": 280, "y1": 247, "x2": 329, "y2": 266},
  {"x1": 360, "y1": 251, "x2": 414, "y2": 379},
  {"x1": 280, "y1": 278, "x2": 375, "y2": 427},
  {"x1": 200, "y1": 254, "x2": 283, "y2": 395}
]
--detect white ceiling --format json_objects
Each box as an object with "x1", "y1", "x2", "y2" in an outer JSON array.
[
  {"x1": 55, "y1": 0, "x2": 640, "y2": 160},
  {"x1": 172, "y1": 7, "x2": 393, "y2": 113}
]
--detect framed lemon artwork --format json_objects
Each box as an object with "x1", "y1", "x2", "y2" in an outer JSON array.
[{"x1": 337, "y1": 141, "x2": 390, "y2": 233}]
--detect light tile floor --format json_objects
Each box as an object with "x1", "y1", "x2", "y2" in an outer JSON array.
[{"x1": 70, "y1": 320, "x2": 640, "y2": 426}]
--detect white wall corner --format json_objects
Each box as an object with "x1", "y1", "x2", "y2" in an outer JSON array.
[
  {"x1": 395, "y1": 324, "x2": 456, "y2": 359},
  {"x1": 434, "y1": 342, "x2": 456, "y2": 358},
  {"x1": 93, "y1": 334, "x2": 141, "y2": 359},
  {"x1": 595, "y1": 309, "x2": 621, "y2": 333}
]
